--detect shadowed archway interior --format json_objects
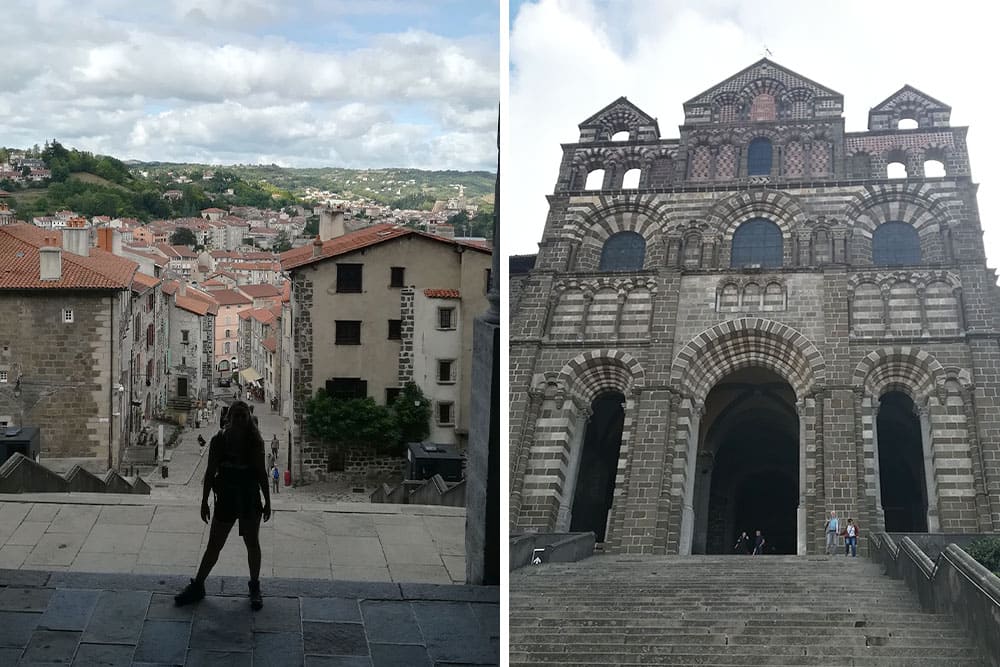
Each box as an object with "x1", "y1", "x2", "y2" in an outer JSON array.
[
  {"x1": 694, "y1": 368, "x2": 799, "y2": 554},
  {"x1": 569, "y1": 391, "x2": 626, "y2": 542},
  {"x1": 877, "y1": 390, "x2": 928, "y2": 532}
]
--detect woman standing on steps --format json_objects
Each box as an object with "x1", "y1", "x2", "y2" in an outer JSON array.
[{"x1": 174, "y1": 400, "x2": 272, "y2": 610}]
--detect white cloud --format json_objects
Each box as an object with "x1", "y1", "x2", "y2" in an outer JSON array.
[
  {"x1": 0, "y1": 1, "x2": 498, "y2": 170},
  {"x1": 509, "y1": 0, "x2": 1000, "y2": 273}
]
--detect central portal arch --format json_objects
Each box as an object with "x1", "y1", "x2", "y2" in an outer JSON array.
[
  {"x1": 671, "y1": 317, "x2": 826, "y2": 555},
  {"x1": 694, "y1": 368, "x2": 799, "y2": 554}
]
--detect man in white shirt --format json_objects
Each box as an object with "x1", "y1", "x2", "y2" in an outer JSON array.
[{"x1": 824, "y1": 510, "x2": 839, "y2": 555}]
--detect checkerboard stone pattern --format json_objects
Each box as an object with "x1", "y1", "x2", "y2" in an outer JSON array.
[{"x1": 509, "y1": 60, "x2": 1000, "y2": 554}]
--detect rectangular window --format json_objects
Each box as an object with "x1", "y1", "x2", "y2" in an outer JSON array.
[
  {"x1": 335, "y1": 320, "x2": 361, "y2": 345},
  {"x1": 438, "y1": 307, "x2": 455, "y2": 330},
  {"x1": 437, "y1": 402, "x2": 454, "y2": 426},
  {"x1": 325, "y1": 377, "x2": 367, "y2": 400},
  {"x1": 0, "y1": 370, "x2": 6, "y2": 383},
  {"x1": 437, "y1": 359, "x2": 454, "y2": 384},
  {"x1": 146, "y1": 293, "x2": 154, "y2": 312},
  {"x1": 387, "y1": 320, "x2": 402, "y2": 340},
  {"x1": 181, "y1": 330, "x2": 189, "y2": 344},
  {"x1": 385, "y1": 387, "x2": 402, "y2": 405},
  {"x1": 146, "y1": 323, "x2": 154, "y2": 348},
  {"x1": 485, "y1": 268, "x2": 492, "y2": 294},
  {"x1": 336, "y1": 264, "x2": 363, "y2": 293},
  {"x1": 390, "y1": 266, "x2": 405, "y2": 288},
  {"x1": 63, "y1": 308, "x2": 74, "y2": 323}
]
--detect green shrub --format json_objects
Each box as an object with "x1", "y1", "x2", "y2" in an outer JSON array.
[{"x1": 965, "y1": 537, "x2": 1000, "y2": 576}]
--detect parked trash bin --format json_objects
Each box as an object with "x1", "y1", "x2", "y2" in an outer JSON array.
[
  {"x1": 161, "y1": 465, "x2": 168, "y2": 479},
  {"x1": 284, "y1": 469, "x2": 291, "y2": 486}
]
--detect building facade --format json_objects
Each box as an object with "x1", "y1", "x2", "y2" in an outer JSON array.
[
  {"x1": 282, "y1": 221, "x2": 492, "y2": 481},
  {"x1": 509, "y1": 60, "x2": 1000, "y2": 556}
]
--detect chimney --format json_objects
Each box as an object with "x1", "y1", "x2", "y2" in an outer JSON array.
[
  {"x1": 318, "y1": 205, "x2": 346, "y2": 242},
  {"x1": 62, "y1": 224, "x2": 90, "y2": 257},
  {"x1": 39, "y1": 237, "x2": 62, "y2": 281},
  {"x1": 178, "y1": 282, "x2": 187, "y2": 297},
  {"x1": 312, "y1": 236, "x2": 323, "y2": 258},
  {"x1": 112, "y1": 229, "x2": 122, "y2": 256}
]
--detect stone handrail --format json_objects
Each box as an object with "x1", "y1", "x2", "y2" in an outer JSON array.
[
  {"x1": 0, "y1": 453, "x2": 149, "y2": 495},
  {"x1": 869, "y1": 531, "x2": 1000, "y2": 666}
]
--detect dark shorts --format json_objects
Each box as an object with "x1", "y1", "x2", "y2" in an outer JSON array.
[{"x1": 213, "y1": 488, "x2": 262, "y2": 537}]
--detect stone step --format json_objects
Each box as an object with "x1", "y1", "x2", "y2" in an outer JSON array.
[
  {"x1": 514, "y1": 631, "x2": 972, "y2": 646},
  {"x1": 513, "y1": 611, "x2": 963, "y2": 624},
  {"x1": 511, "y1": 643, "x2": 983, "y2": 658},
  {"x1": 510, "y1": 652, "x2": 986, "y2": 667}
]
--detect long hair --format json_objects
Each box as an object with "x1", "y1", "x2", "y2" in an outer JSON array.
[{"x1": 223, "y1": 401, "x2": 264, "y2": 461}]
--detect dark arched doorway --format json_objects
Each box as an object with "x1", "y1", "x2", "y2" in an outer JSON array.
[
  {"x1": 570, "y1": 391, "x2": 626, "y2": 542},
  {"x1": 694, "y1": 368, "x2": 799, "y2": 554},
  {"x1": 877, "y1": 391, "x2": 928, "y2": 532}
]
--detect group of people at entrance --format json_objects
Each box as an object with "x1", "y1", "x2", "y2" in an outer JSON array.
[
  {"x1": 733, "y1": 530, "x2": 767, "y2": 555},
  {"x1": 825, "y1": 510, "x2": 860, "y2": 557}
]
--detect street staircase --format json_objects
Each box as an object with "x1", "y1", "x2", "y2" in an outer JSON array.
[{"x1": 510, "y1": 554, "x2": 988, "y2": 666}]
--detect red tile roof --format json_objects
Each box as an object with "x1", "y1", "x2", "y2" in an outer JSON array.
[
  {"x1": 238, "y1": 284, "x2": 281, "y2": 298},
  {"x1": 131, "y1": 271, "x2": 161, "y2": 293},
  {"x1": 249, "y1": 308, "x2": 276, "y2": 324},
  {"x1": 262, "y1": 336, "x2": 277, "y2": 353},
  {"x1": 280, "y1": 223, "x2": 491, "y2": 271},
  {"x1": 424, "y1": 289, "x2": 461, "y2": 299},
  {"x1": 0, "y1": 224, "x2": 137, "y2": 290},
  {"x1": 211, "y1": 289, "x2": 253, "y2": 306}
]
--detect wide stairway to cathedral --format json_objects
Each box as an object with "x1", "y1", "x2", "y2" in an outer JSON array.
[{"x1": 510, "y1": 554, "x2": 987, "y2": 665}]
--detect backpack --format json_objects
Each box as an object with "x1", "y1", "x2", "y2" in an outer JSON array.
[{"x1": 272, "y1": 467, "x2": 279, "y2": 480}]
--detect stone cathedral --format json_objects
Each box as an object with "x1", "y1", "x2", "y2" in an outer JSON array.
[{"x1": 508, "y1": 60, "x2": 1000, "y2": 556}]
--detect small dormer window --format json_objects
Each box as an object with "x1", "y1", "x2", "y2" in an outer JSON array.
[{"x1": 63, "y1": 308, "x2": 74, "y2": 323}]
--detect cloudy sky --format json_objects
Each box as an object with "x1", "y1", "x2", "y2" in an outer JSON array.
[
  {"x1": 0, "y1": 0, "x2": 498, "y2": 170},
  {"x1": 509, "y1": 0, "x2": 1000, "y2": 270}
]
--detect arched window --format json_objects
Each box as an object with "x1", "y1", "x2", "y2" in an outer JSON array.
[
  {"x1": 747, "y1": 138, "x2": 772, "y2": 176},
  {"x1": 897, "y1": 118, "x2": 918, "y2": 129},
  {"x1": 923, "y1": 160, "x2": 945, "y2": 177},
  {"x1": 611, "y1": 131, "x2": 630, "y2": 141},
  {"x1": 873, "y1": 222, "x2": 920, "y2": 266},
  {"x1": 600, "y1": 231, "x2": 646, "y2": 272},
  {"x1": 731, "y1": 218, "x2": 782, "y2": 268},
  {"x1": 621, "y1": 168, "x2": 641, "y2": 189},
  {"x1": 585, "y1": 169, "x2": 605, "y2": 190}
]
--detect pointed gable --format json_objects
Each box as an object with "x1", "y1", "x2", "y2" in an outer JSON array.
[
  {"x1": 577, "y1": 96, "x2": 660, "y2": 143},
  {"x1": 683, "y1": 59, "x2": 843, "y2": 125},
  {"x1": 868, "y1": 85, "x2": 951, "y2": 131}
]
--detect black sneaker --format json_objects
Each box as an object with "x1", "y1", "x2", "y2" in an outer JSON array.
[
  {"x1": 174, "y1": 578, "x2": 205, "y2": 606},
  {"x1": 249, "y1": 580, "x2": 263, "y2": 611}
]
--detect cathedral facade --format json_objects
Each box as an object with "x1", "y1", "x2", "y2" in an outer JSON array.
[{"x1": 509, "y1": 60, "x2": 1000, "y2": 555}]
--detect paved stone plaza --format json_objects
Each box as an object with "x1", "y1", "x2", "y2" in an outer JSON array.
[
  {"x1": 0, "y1": 496, "x2": 466, "y2": 584},
  {"x1": 0, "y1": 567, "x2": 499, "y2": 665}
]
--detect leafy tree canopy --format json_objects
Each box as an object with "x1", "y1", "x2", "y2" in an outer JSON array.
[
  {"x1": 170, "y1": 227, "x2": 197, "y2": 246},
  {"x1": 305, "y1": 391, "x2": 401, "y2": 454}
]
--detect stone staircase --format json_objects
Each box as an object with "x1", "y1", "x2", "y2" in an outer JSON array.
[{"x1": 510, "y1": 554, "x2": 988, "y2": 666}]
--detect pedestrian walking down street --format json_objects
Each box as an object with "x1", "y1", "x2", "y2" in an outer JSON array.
[
  {"x1": 174, "y1": 401, "x2": 271, "y2": 611},
  {"x1": 734, "y1": 531, "x2": 751, "y2": 555},
  {"x1": 824, "y1": 510, "x2": 839, "y2": 555},
  {"x1": 844, "y1": 518, "x2": 859, "y2": 557},
  {"x1": 270, "y1": 434, "x2": 279, "y2": 462},
  {"x1": 271, "y1": 464, "x2": 280, "y2": 494},
  {"x1": 752, "y1": 530, "x2": 766, "y2": 556}
]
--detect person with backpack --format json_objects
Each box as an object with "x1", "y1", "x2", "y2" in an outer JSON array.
[
  {"x1": 844, "y1": 518, "x2": 859, "y2": 557},
  {"x1": 174, "y1": 401, "x2": 271, "y2": 611},
  {"x1": 271, "y1": 464, "x2": 280, "y2": 494}
]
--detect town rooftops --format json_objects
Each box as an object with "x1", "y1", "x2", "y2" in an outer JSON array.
[
  {"x1": 161, "y1": 280, "x2": 219, "y2": 316},
  {"x1": 130, "y1": 271, "x2": 161, "y2": 293},
  {"x1": 280, "y1": 223, "x2": 491, "y2": 271},
  {"x1": 0, "y1": 223, "x2": 137, "y2": 290}
]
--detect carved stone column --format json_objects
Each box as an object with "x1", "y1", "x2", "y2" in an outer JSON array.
[
  {"x1": 916, "y1": 402, "x2": 941, "y2": 532},
  {"x1": 679, "y1": 399, "x2": 705, "y2": 556}
]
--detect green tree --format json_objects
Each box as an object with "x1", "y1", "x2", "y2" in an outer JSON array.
[
  {"x1": 303, "y1": 215, "x2": 319, "y2": 237},
  {"x1": 272, "y1": 229, "x2": 292, "y2": 252},
  {"x1": 967, "y1": 537, "x2": 1000, "y2": 576},
  {"x1": 170, "y1": 227, "x2": 197, "y2": 246},
  {"x1": 391, "y1": 382, "x2": 431, "y2": 445},
  {"x1": 305, "y1": 391, "x2": 400, "y2": 454}
]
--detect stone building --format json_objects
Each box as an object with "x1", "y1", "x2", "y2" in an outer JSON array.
[
  {"x1": 281, "y1": 216, "x2": 492, "y2": 481},
  {"x1": 509, "y1": 60, "x2": 1000, "y2": 555}
]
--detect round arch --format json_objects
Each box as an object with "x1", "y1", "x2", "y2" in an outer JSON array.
[
  {"x1": 852, "y1": 346, "x2": 946, "y2": 403},
  {"x1": 558, "y1": 349, "x2": 646, "y2": 406},
  {"x1": 670, "y1": 317, "x2": 826, "y2": 404}
]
